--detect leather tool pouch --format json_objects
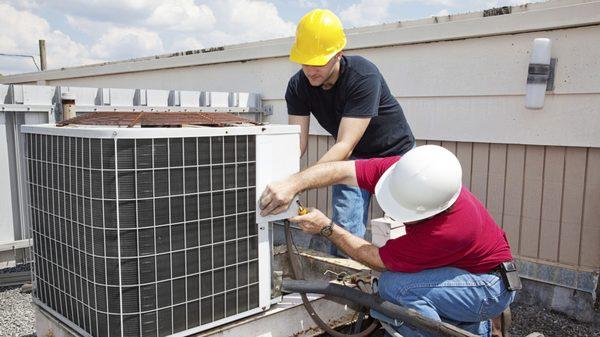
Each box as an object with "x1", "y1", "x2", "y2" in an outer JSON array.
[{"x1": 500, "y1": 261, "x2": 522, "y2": 291}]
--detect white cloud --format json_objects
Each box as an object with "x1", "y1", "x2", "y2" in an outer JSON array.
[
  {"x1": 205, "y1": 0, "x2": 295, "y2": 46},
  {"x1": 46, "y1": 0, "x2": 154, "y2": 23},
  {"x1": 434, "y1": 9, "x2": 450, "y2": 16},
  {"x1": 422, "y1": 0, "x2": 456, "y2": 6},
  {"x1": 339, "y1": 0, "x2": 544, "y2": 27},
  {"x1": 170, "y1": 36, "x2": 205, "y2": 51},
  {"x1": 66, "y1": 15, "x2": 105, "y2": 37},
  {"x1": 59, "y1": 1, "x2": 293, "y2": 54},
  {"x1": 296, "y1": 0, "x2": 329, "y2": 8},
  {"x1": 4, "y1": 0, "x2": 40, "y2": 10},
  {"x1": 91, "y1": 27, "x2": 164, "y2": 59},
  {"x1": 0, "y1": 3, "x2": 97, "y2": 74},
  {"x1": 147, "y1": 0, "x2": 216, "y2": 31},
  {"x1": 340, "y1": 0, "x2": 393, "y2": 27}
]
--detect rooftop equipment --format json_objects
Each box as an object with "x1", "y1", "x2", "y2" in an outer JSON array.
[{"x1": 22, "y1": 112, "x2": 299, "y2": 337}]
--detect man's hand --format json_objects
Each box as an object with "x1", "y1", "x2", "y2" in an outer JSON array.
[
  {"x1": 289, "y1": 208, "x2": 330, "y2": 234},
  {"x1": 259, "y1": 180, "x2": 299, "y2": 216},
  {"x1": 289, "y1": 208, "x2": 387, "y2": 271}
]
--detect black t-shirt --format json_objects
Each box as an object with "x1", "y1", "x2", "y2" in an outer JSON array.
[{"x1": 286, "y1": 55, "x2": 414, "y2": 158}]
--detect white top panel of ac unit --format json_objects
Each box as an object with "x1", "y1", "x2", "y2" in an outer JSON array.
[
  {"x1": 21, "y1": 124, "x2": 300, "y2": 138},
  {"x1": 255, "y1": 133, "x2": 301, "y2": 223}
]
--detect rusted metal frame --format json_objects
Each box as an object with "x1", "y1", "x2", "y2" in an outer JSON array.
[
  {"x1": 126, "y1": 111, "x2": 145, "y2": 128},
  {"x1": 57, "y1": 111, "x2": 260, "y2": 127}
]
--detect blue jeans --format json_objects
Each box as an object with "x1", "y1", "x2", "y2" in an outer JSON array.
[
  {"x1": 372, "y1": 267, "x2": 515, "y2": 337},
  {"x1": 330, "y1": 183, "x2": 371, "y2": 256},
  {"x1": 307, "y1": 183, "x2": 371, "y2": 256}
]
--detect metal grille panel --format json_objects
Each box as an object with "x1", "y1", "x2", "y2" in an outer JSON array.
[{"x1": 27, "y1": 132, "x2": 259, "y2": 337}]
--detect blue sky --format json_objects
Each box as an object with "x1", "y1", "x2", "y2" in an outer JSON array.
[{"x1": 0, "y1": 0, "x2": 545, "y2": 75}]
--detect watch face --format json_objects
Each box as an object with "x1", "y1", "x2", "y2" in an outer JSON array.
[{"x1": 321, "y1": 225, "x2": 333, "y2": 237}]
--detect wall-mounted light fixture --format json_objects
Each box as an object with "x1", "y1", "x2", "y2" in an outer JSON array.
[{"x1": 525, "y1": 38, "x2": 557, "y2": 109}]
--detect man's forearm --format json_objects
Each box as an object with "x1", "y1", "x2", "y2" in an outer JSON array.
[
  {"x1": 317, "y1": 142, "x2": 353, "y2": 164},
  {"x1": 328, "y1": 225, "x2": 386, "y2": 272},
  {"x1": 289, "y1": 160, "x2": 357, "y2": 195}
]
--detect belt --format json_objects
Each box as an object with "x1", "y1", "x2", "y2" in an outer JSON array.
[{"x1": 487, "y1": 264, "x2": 504, "y2": 275}]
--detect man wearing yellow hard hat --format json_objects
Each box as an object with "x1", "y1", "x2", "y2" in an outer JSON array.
[{"x1": 284, "y1": 9, "x2": 415, "y2": 254}]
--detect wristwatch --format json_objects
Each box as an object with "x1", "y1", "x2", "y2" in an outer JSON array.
[{"x1": 320, "y1": 220, "x2": 335, "y2": 237}]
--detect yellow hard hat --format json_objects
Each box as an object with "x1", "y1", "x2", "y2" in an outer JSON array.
[{"x1": 290, "y1": 9, "x2": 347, "y2": 66}]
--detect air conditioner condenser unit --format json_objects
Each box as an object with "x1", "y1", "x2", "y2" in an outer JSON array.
[{"x1": 22, "y1": 124, "x2": 300, "y2": 337}]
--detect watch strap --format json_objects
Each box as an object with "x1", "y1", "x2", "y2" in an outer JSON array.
[{"x1": 320, "y1": 220, "x2": 335, "y2": 237}]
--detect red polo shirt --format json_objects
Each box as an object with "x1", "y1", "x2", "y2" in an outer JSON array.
[{"x1": 355, "y1": 156, "x2": 513, "y2": 274}]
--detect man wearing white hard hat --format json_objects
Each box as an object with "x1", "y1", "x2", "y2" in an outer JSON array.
[{"x1": 259, "y1": 145, "x2": 518, "y2": 337}]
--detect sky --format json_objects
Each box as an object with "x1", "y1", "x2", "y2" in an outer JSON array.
[{"x1": 0, "y1": 0, "x2": 546, "y2": 75}]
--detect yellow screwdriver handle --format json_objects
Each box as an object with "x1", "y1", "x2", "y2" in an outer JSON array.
[{"x1": 296, "y1": 200, "x2": 309, "y2": 215}]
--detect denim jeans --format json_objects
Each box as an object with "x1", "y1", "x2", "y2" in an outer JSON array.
[
  {"x1": 308, "y1": 183, "x2": 371, "y2": 255},
  {"x1": 371, "y1": 267, "x2": 516, "y2": 337}
]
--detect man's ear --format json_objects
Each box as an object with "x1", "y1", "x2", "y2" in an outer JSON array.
[{"x1": 336, "y1": 51, "x2": 343, "y2": 60}]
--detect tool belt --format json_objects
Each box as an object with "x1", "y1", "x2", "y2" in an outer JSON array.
[{"x1": 488, "y1": 260, "x2": 522, "y2": 291}]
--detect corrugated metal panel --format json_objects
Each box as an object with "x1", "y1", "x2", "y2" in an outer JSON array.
[{"x1": 304, "y1": 135, "x2": 600, "y2": 270}]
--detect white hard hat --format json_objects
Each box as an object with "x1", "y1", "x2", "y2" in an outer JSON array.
[{"x1": 374, "y1": 145, "x2": 462, "y2": 223}]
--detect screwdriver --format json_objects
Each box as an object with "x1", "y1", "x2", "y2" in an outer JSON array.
[{"x1": 296, "y1": 200, "x2": 309, "y2": 215}]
